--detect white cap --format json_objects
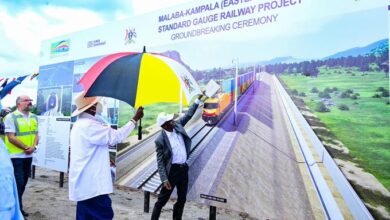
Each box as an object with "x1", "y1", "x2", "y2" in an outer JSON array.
[{"x1": 156, "y1": 112, "x2": 174, "y2": 127}]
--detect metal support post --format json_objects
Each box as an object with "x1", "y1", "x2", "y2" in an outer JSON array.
[
  {"x1": 144, "y1": 191, "x2": 150, "y2": 213},
  {"x1": 31, "y1": 165, "x2": 36, "y2": 179},
  {"x1": 209, "y1": 206, "x2": 216, "y2": 220},
  {"x1": 59, "y1": 172, "x2": 64, "y2": 188}
]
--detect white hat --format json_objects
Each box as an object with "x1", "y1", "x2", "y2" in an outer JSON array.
[
  {"x1": 156, "y1": 112, "x2": 174, "y2": 127},
  {"x1": 71, "y1": 92, "x2": 101, "y2": 117}
]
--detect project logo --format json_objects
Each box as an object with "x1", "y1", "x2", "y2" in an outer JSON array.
[
  {"x1": 50, "y1": 40, "x2": 70, "y2": 55},
  {"x1": 181, "y1": 75, "x2": 195, "y2": 93},
  {"x1": 124, "y1": 28, "x2": 136, "y2": 44}
]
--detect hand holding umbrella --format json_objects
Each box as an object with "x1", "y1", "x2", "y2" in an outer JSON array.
[{"x1": 132, "y1": 106, "x2": 144, "y2": 140}]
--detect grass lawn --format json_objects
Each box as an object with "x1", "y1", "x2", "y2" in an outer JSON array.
[{"x1": 280, "y1": 67, "x2": 390, "y2": 191}]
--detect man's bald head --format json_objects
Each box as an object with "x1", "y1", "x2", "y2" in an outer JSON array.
[{"x1": 16, "y1": 95, "x2": 33, "y2": 112}]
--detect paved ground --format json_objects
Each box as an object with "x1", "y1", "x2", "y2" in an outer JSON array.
[{"x1": 23, "y1": 167, "x2": 243, "y2": 220}]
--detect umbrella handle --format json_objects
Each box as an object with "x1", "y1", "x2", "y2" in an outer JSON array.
[{"x1": 138, "y1": 118, "x2": 142, "y2": 140}]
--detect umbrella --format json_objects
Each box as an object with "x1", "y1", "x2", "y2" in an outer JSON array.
[
  {"x1": 78, "y1": 47, "x2": 201, "y2": 139},
  {"x1": 0, "y1": 75, "x2": 28, "y2": 99}
]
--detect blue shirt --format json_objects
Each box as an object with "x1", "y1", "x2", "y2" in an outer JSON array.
[{"x1": 0, "y1": 138, "x2": 23, "y2": 220}]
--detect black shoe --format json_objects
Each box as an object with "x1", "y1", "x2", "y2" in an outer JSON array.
[{"x1": 21, "y1": 210, "x2": 29, "y2": 217}]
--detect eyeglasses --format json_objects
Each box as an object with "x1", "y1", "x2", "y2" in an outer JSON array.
[{"x1": 21, "y1": 99, "x2": 33, "y2": 102}]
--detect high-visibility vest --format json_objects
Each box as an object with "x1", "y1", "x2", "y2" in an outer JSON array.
[{"x1": 5, "y1": 111, "x2": 38, "y2": 155}]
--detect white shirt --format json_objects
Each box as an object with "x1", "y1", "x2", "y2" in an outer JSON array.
[
  {"x1": 95, "y1": 113, "x2": 110, "y2": 124},
  {"x1": 4, "y1": 110, "x2": 36, "y2": 159},
  {"x1": 69, "y1": 113, "x2": 135, "y2": 201},
  {"x1": 164, "y1": 129, "x2": 187, "y2": 164}
]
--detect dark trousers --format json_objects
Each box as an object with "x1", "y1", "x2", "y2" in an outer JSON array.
[
  {"x1": 151, "y1": 164, "x2": 189, "y2": 220},
  {"x1": 11, "y1": 157, "x2": 32, "y2": 212},
  {"x1": 76, "y1": 194, "x2": 114, "y2": 220}
]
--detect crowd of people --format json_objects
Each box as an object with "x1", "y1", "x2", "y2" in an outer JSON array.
[{"x1": 1, "y1": 92, "x2": 204, "y2": 220}]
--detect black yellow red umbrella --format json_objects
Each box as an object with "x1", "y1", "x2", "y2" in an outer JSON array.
[
  {"x1": 79, "y1": 48, "x2": 200, "y2": 107},
  {"x1": 78, "y1": 48, "x2": 201, "y2": 139}
]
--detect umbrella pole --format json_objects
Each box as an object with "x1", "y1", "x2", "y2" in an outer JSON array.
[{"x1": 138, "y1": 118, "x2": 142, "y2": 140}]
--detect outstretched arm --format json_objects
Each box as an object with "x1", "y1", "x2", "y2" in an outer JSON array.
[
  {"x1": 89, "y1": 107, "x2": 144, "y2": 146},
  {"x1": 177, "y1": 93, "x2": 204, "y2": 126}
]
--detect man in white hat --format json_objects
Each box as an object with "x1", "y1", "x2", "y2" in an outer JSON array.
[
  {"x1": 69, "y1": 93, "x2": 144, "y2": 220},
  {"x1": 151, "y1": 93, "x2": 204, "y2": 220}
]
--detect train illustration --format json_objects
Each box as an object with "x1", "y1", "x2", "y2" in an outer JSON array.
[
  {"x1": 202, "y1": 71, "x2": 255, "y2": 125},
  {"x1": 202, "y1": 93, "x2": 231, "y2": 125}
]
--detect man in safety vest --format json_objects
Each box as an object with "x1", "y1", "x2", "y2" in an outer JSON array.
[{"x1": 4, "y1": 95, "x2": 39, "y2": 217}]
